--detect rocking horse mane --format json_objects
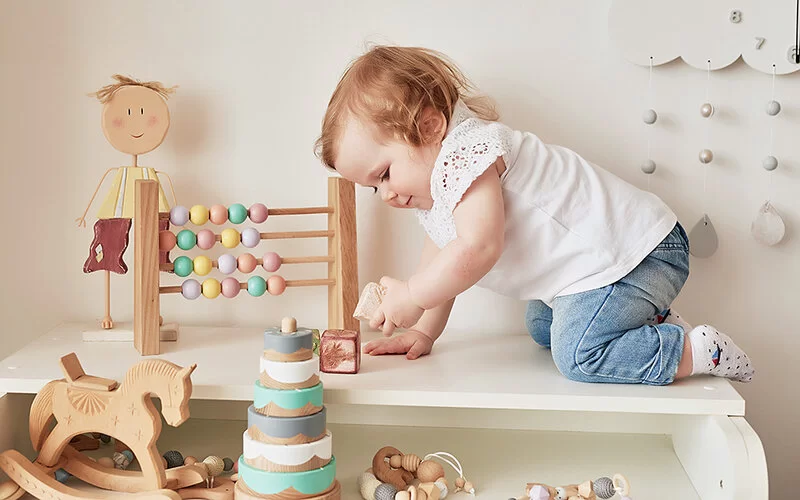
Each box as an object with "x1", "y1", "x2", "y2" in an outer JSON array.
[{"x1": 121, "y1": 359, "x2": 183, "y2": 394}]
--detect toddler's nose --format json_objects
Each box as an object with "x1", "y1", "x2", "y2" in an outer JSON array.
[{"x1": 380, "y1": 187, "x2": 397, "y2": 203}]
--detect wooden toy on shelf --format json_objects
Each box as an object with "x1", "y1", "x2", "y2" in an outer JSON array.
[
  {"x1": 132, "y1": 176, "x2": 358, "y2": 355},
  {"x1": 359, "y1": 447, "x2": 472, "y2": 500},
  {"x1": 0, "y1": 352, "x2": 234, "y2": 500},
  {"x1": 236, "y1": 316, "x2": 340, "y2": 500},
  {"x1": 519, "y1": 474, "x2": 632, "y2": 500},
  {"x1": 319, "y1": 329, "x2": 361, "y2": 374},
  {"x1": 76, "y1": 74, "x2": 179, "y2": 337}
]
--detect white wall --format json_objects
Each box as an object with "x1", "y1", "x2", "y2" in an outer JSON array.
[{"x1": 1, "y1": 0, "x2": 797, "y2": 495}]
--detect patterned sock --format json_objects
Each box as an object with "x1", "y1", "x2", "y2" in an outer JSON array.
[{"x1": 688, "y1": 325, "x2": 754, "y2": 382}]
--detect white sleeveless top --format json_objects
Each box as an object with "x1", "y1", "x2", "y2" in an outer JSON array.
[{"x1": 415, "y1": 100, "x2": 677, "y2": 305}]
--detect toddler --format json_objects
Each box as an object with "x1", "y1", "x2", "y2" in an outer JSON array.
[{"x1": 314, "y1": 45, "x2": 753, "y2": 385}]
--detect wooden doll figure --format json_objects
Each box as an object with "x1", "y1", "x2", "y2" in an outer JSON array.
[{"x1": 76, "y1": 75, "x2": 178, "y2": 330}]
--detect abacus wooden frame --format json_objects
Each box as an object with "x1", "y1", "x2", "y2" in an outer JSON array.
[{"x1": 132, "y1": 177, "x2": 358, "y2": 356}]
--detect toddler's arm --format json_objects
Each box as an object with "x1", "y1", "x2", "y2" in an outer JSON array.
[{"x1": 408, "y1": 161, "x2": 505, "y2": 310}]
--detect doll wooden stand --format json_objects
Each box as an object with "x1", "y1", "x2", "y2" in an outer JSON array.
[
  {"x1": 0, "y1": 353, "x2": 233, "y2": 500},
  {"x1": 76, "y1": 75, "x2": 179, "y2": 339}
]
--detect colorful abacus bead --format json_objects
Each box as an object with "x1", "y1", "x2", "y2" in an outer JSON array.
[
  {"x1": 262, "y1": 252, "x2": 281, "y2": 272},
  {"x1": 182, "y1": 279, "x2": 201, "y2": 299},
  {"x1": 197, "y1": 229, "x2": 216, "y2": 250},
  {"x1": 247, "y1": 276, "x2": 267, "y2": 297},
  {"x1": 268, "y1": 275, "x2": 286, "y2": 295},
  {"x1": 194, "y1": 256, "x2": 213, "y2": 276},
  {"x1": 173, "y1": 256, "x2": 194, "y2": 277},
  {"x1": 159, "y1": 231, "x2": 177, "y2": 252},
  {"x1": 209, "y1": 204, "x2": 228, "y2": 225},
  {"x1": 190, "y1": 205, "x2": 209, "y2": 225},
  {"x1": 228, "y1": 203, "x2": 248, "y2": 224},
  {"x1": 238, "y1": 253, "x2": 258, "y2": 273},
  {"x1": 218, "y1": 254, "x2": 237, "y2": 274},
  {"x1": 249, "y1": 203, "x2": 268, "y2": 223},
  {"x1": 241, "y1": 227, "x2": 260, "y2": 248},
  {"x1": 202, "y1": 279, "x2": 221, "y2": 298},
  {"x1": 170, "y1": 206, "x2": 189, "y2": 226},
  {"x1": 221, "y1": 228, "x2": 240, "y2": 248},
  {"x1": 221, "y1": 277, "x2": 241, "y2": 298},
  {"x1": 176, "y1": 229, "x2": 197, "y2": 250}
]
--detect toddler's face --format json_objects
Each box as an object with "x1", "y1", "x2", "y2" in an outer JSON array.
[
  {"x1": 334, "y1": 116, "x2": 439, "y2": 210},
  {"x1": 102, "y1": 86, "x2": 170, "y2": 155}
]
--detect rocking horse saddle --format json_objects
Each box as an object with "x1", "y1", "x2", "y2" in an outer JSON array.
[{"x1": 59, "y1": 352, "x2": 119, "y2": 392}]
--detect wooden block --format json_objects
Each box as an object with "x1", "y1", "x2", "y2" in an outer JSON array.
[
  {"x1": 59, "y1": 353, "x2": 86, "y2": 383},
  {"x1": 319, "y1": 329, "x2": 360, "y2": 374},
  {"x1": 72, "y1": 375, "x2": 118, "y2": 392}
]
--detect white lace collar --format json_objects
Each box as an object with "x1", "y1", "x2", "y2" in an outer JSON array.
[{"x1": 415, "y1": 100, "x2": 513, "y2": 248}]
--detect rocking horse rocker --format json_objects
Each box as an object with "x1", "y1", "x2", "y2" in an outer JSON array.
[{"x1": 0, "y1": 353, "x2": 234, "y2": 500}]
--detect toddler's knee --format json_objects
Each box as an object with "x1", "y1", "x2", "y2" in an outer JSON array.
[{"x1": 551, "y1": 337, "x2": 602, "y2": 382}]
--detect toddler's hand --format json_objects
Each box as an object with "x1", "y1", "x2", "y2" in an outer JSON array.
[
  {"x1": 370, "y1": 277, "x2": 424, "y2": 336},
  {"x1": 363, "y1": 330, "x2": 434, "y2": 360}
]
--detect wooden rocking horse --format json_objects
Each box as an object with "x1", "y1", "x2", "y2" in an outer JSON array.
[{"x1": 0, "y1": 353, "x2": 234, "y2": 500}]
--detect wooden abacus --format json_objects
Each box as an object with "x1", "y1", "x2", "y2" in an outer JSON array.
[{"x1": 133, "y1": 177, "x2": 358, "y2": 356}]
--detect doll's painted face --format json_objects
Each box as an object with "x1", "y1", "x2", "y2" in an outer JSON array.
[{"x1": 102, "y1": 86, "x2": 170, "y2": 155}]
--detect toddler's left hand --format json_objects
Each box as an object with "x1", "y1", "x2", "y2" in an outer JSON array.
[{"x1": 369, "y1": 276, "x2": 424, "y2": 336}]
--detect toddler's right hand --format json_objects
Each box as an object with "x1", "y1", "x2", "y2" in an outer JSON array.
[{"x1": 363, "y1": 330, "x2": 434, "y2": 360}]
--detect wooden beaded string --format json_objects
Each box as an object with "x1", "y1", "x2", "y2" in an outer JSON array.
[{"x1": 422, "y1": 452, "x2": 473, "y2": 495}]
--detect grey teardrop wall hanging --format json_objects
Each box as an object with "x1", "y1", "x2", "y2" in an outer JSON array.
[
  {"x1": 689, "y1": 214, "x2": 719, "y2": 258},
  {"x1": 751, "y1": 201, "x2": 786, "y2": 246}
]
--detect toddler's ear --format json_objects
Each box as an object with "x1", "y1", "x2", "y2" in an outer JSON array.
[{"x1": 419, "y1": 106, "x2": 447, "y2": 144}]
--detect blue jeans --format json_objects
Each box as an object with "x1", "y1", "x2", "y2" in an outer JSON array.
[{"x1": 525, "y1": 222, "x2": 690, "y2": 385}]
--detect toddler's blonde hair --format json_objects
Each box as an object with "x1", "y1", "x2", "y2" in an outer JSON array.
[{"x1": 314, "y1": 45, "x2": 498, "y2": 170}]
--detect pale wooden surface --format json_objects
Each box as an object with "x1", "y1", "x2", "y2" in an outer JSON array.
[
  {"x1": 134, "y1": 179, "x2": 161, "y2": 356},
  {"x1": 328, "y1": 178, "x2": 358, "y2": 333},
  {"x1": 0, "y1": 323, "x2": 744, "y2": 416}
]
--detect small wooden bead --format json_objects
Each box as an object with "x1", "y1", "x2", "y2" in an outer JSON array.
[
  {"x1": 193, "y1": 255, "x2": 213, "y2": 276},
  {"x1": 184, "y1": 456, "x2": 198, "y2": 466},
  {"x1": 170, "y1": 206, "x2": 189, "y2": 226},
  {"x1": 241, "y1": 227, "x2": 260, "y2": 248},
  {"x1": 281, "y1": 317, "x2": 297, "y2": 333},
  {"x1": 203, "y1": 456, "x2": 225, "y2": 477},
  {"x1": 221, "y1": 228, "x2": 240, "y2": 248},
  {"x1": 196, "y1": 229, "x2": 216, "y2": 250},
  {"x1": 218, "y1": 254, "x2": 237, "y2": 275},
  {"x1": 181, "y1": 279, "x2": 201, "y2": 300},
  {"x1": 97, "y1": 457, "x2": 115, "y2": 468},
  {"x1": 401, "y1": 454, "x2": 421, "y2": 472},
  {"x1": 173, "y1": 256, "x2": 193, "y2": 277},
  {"x1": 238, "y1": 253, "x2": 258, "y2": 273},
  {"x1": 189, "y1": 205, "x2": 209, "y2": 225},
  {"x1": 249, "y1": 203, "x2": 269, "y2": 223},
  {"x1": 228, "y1": 204, "x2": 248, "y2": 224},
  {"x1": 267, "y1": 275, "x2": 286, "y2": 295},
  {"x1": 454, "y1": 478, "x2": 465, "y2": 489},
  {"x1": 416, "y1": 460, "x2": 445, "y2": 483},
  {"x1": 209, "y1": 204, "x2": 228, "y2": 225},
  {"x1": 396, "y1": 491, "x2": 411, "y2": 500},
  {"x1": 159, "y1": 231, "x2": 176, "y2": 252},
  {"x1": 262, "y1": 252, "x2": 281, "y2": 272},
  {"x1": 176, "y1": 229, "x2": 197, "y2": 250},
  {"x1": 221, "y1": 277, "x2": 240, "y2": 298},
  {"x1": 202, "y1": 278, "x2": 221, "y2": 299},
  {"x1": 389, "y1": 454, "x2": 403, "y2": 469},
  {"x1": 247, "y1": 276, "x2": 267, "y2": 297}
]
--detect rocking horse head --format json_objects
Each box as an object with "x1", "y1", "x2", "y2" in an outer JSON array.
[{"x1": 122, "y1": 359, "x2": 196, "y2": 427}]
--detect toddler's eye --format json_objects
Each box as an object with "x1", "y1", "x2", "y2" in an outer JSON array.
[{"x1": 381, "y1": 166, "x2": 391, "y2": 181}]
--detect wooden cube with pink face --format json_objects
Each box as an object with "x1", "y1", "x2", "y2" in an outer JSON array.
[{"x1": 320, "y1": 329, "x2": 360, "y2": 374}]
